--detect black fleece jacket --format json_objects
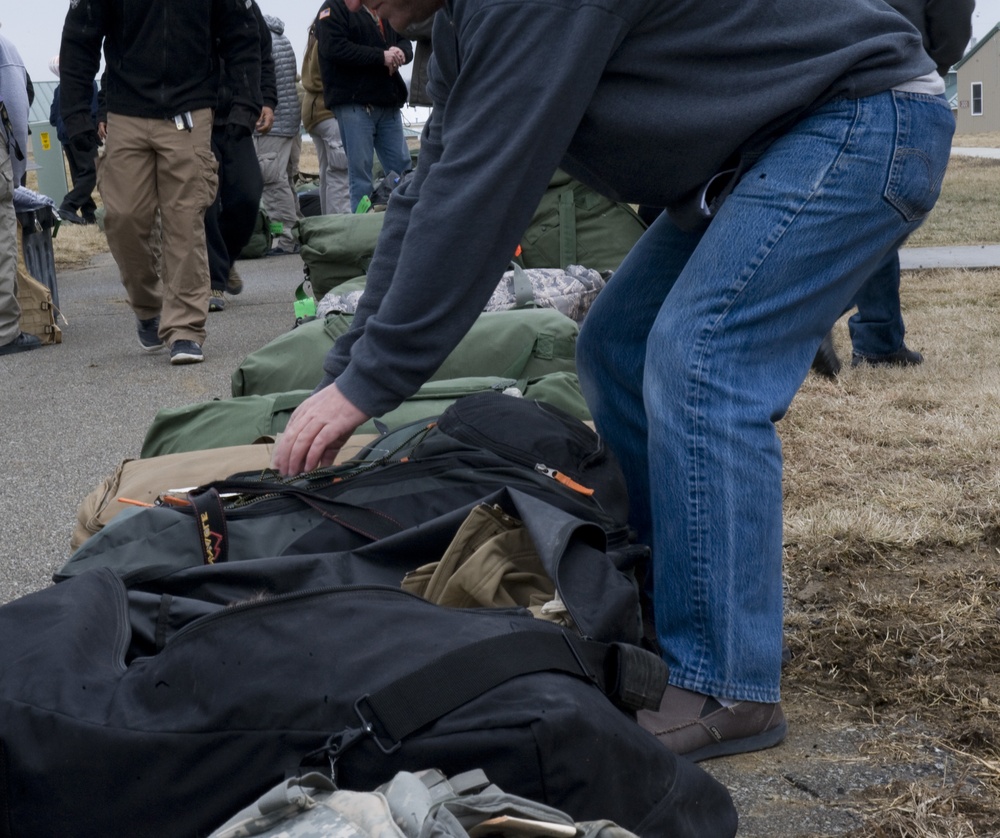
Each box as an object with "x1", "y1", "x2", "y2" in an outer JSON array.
[
  {"x1": 316, "y1": 0, "x2": 412, "y2": 110},
  {"x1": 59, "y1": 0, "x2": 262, "y2": 139}
]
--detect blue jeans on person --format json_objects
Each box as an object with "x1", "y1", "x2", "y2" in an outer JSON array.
[
  {"x1": 332, "y1": 103, "x2": 411, "y2": 212},
  {"x1": 576, "y1": 90, "x2": 953, "y2": 704},
  {"x1": 848, "y1": 249, "x2": 906, "y2": 358}
]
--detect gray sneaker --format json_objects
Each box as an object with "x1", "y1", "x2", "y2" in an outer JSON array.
[
  {"x1": 637, "y1": 685, "x2": 787, "y2": 762},
  {"x1": 137, "y1": 316, "x2": 164, "y2": 352},
  {"x1": 169, "y1": 339, "x2": 204, "y2": 365}
]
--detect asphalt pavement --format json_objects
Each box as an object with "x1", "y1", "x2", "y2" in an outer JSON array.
[{"x1": 1, "y1": 250, "x2": 300, "y2": 602}]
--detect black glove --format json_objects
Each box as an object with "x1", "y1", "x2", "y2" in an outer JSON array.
[
  {"x1": 69, "y1": 129, "x2": 99, "y2": 157},
  {"x1": 224, "y1": 122, "x2": 252, "y2": 143}
]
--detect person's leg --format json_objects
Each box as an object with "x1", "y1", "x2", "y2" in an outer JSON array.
[
  {"x1": 0, "y1": 142, "x2": 21, "y2": 347},
  {"x1": 332, "y1": 104, "x2": 376, "y2": 212},
  {"x1": 217, "y1": 132, "x2": 264, "y2": 266},
  {"x1": 150, "y1": 108, "x2": 217, "y2": 349},
  {"x1": 205, "y1": 129, "x2": 231, "y2": 295},
  {"x1": 371, "y1": 106, "x2": 412, "y2": 180},
  {"x1": 848, "y1": 249, "x2": 922, "y2": 364},
  {"x1": 578, "y1": 90, "x2": 952, "y2": 759},
  {"x1": 61, "y1": 143, "x2": 98, "y2": 219},
  {"x1": 256, "y1": 133, "x2": 299, "y2": 251},
  {"x1": 311, "y1": 118, "x2": 350, "y2": 214},
  {"x1": 99, "y1": 114, "x2": 163, "y2": 326}
]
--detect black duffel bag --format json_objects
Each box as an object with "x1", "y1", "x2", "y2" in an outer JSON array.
[{"x1": 0, "y1": 554, "x2": 738, "y2": 837}]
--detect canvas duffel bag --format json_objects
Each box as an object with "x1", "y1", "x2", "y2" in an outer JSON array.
[
  {"x1": 518, "y1": 169, "x2": 646, "y2": 272},
  {"x1": 231, "y1": 307, "x2": 579, "y2": 399},
  {"x1": 0, "y1": 558, "x2": 737, "y2": 837},
  {"x1": 294, "y1": 211, "x2": 385, "y2": 298},
  {"x1": 71, "y1": 441, "x2": 277, "y2": 550},
  {"x1": 144, "y1": 373, "x2": 589, "y2": 459}
]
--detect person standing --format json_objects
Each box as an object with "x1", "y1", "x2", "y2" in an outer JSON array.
[
  {"x1": 274, "y1": 0, "x2": 952, "y2": 762},
  {"x1": 810, "y1": 0, "x2": 975, "y2": 376},
  {"x1": 316, "y1": 0, "x2": 413, "y2": 212},
  {"x1": 255, "y1": 15, "x2": 303, "y2": 256},
  {"x1": 47, "y1": 57, "x2": 98, "y2": 226},
  {"x1": 59, "y1": 0, "x2": 262, "y2": 364},
  {"x1": 205, "y1": 0, "x2": 277, "y2": 313},
  {"x1": 0, "y1": 27, "x2": 42, "y2": 356},
  {"x1": 301, "y1": 17, "x2": 350, "y2": 214}
]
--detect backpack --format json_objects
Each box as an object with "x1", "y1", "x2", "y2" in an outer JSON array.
[
  {"x1": 518, "y1": 169, "x2": 647, "y2": 271},
  {"x1": 239, "y1": 206, "x2": 274, "y2": 259},
  {"x1": 231, "y1": 308, "x2": 579, "y2": 398},
  {"x1": 14, "y1": 264, "x2": 61, "y2": 345}
]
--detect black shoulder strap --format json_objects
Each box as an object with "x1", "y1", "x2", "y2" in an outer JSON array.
[{"x1": 313, "y1": 629, "x2": 668, "y2": 782}]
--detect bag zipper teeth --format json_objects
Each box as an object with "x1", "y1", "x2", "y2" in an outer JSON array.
[{"x1": 224, "y1": 424, "x2": 434, "y2": 510}]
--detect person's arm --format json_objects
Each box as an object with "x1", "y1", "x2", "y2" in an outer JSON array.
[
  {"x1": 59, "y1": 0, "x2": 104, "y2": 142},
  {"x1": 213, "y1": 0, "x2": 263, "y2": 133},
  {"x1": 924, "y1": 0, "x2": 974, "y2": 75},
  {"x1": 273, "y1": 3, "x2": 626, "y2": 475},
  {"x1": 317, "y1": 2, "x2": 389, "y2": 70},
  {"x1": 253, "y1": 2, "x2": 278, "y2": 112}
]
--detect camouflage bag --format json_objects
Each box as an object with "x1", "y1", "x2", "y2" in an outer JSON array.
[
  {"x1": 209, "y1": 767, "x2": 642, "y2": 838},
  {"x1": 484, "y1": 264, "x2": 607, "y2": 323}
]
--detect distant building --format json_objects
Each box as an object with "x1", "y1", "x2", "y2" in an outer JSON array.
[{"x1": 954, "y1": 24, "x2": 1000, "y2": 134}]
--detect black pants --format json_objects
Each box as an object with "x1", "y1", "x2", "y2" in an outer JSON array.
[
  {"x1": 60, "y1": 144, "x2": 97, "y2": 218},
  {"x1": 205, "y1": 129, "x2": 263, "y2": 291}
]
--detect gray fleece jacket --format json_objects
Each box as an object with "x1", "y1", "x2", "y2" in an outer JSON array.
[{"x1": 321, "y1": 0, "x2": 935, "y2": 418}]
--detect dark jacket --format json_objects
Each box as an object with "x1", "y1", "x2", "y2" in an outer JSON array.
[
  {"x1": 399, "y1": 14, "x2": 435, "y2": 108},
  {"x1": 887, "y1": 0, "x2": 973, "y2": 76},
  {"x1": 49, "y1": 82, "x2": 99, "y2": 146},
  {"x1": 214, "y1": 0, "x2": 277, "y2": 130},
  {"x1": 316, "y1": 0, "x2": 411, "y2": 110},
  {"x1": 59, "y1": 0, "x2": 262, "y2": 139}
]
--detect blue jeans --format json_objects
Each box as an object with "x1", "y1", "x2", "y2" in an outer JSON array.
[
  {"x1": 577, "y1": 91, "x2": 953, "y2": 703},
  {"x1": 848, "y1": 249, "x2": 905, "y2": 358},
  {"x1": 332, "y1": 104, "x2": 411, "y2": 211}
]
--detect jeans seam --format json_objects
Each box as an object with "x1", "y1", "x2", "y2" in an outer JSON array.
[{"x1": 680, "y1": 98, "x2": 862, "y2": 695}]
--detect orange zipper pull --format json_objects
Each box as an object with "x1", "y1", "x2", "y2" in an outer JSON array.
[{"x1": 534, "y1": 464, "x2": 595, "y2": 496}]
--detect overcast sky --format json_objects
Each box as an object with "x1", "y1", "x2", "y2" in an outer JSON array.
[{"x1": 3, "y1": 2, "x2": 998, "y2": 91}]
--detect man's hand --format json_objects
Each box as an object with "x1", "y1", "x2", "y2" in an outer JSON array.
[
  {"x1": 383, "y1": 47, "x2": 406, "y2": 74},
  {"x1": 97, "y1": 122, "x2": 107, "y2": 142},
  {"x1": 256, "y1": 106, "x2": 274, "y2": 134},
  {"x1": 70, "y1": 129, "x2": 99, "y2": 157},
  {"x1": 271, "y1": 384, "x2": 371, "y2": 476}
]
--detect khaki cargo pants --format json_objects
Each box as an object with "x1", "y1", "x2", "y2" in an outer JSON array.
[{"x1": 98, "y1": 110, "x2": 218, "y2": 346}]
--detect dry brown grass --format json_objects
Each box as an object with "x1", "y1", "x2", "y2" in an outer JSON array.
[{"x1": 780, "y1": 269, "x2": 1000, "y2": 834}]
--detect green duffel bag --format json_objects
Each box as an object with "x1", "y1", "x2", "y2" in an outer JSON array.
[
  {"x1": 143, "y1": 374, "x2": 590, "y2": 459},
  {"x1": 518, "y1": 169, "x2": 646, "y2": 272},
  {"x1": 232, "y1": 307, "x2": 579, "y2": 398},
  {"x1": 293, "y1": 211, "x2": 385, "y2": 298},
  {"x1": 239, "y1": 206, "x2": 274, "y2": 259}
]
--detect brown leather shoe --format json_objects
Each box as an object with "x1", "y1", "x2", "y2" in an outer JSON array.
[{"x1": 637, "y1": 685, "x2": 787, "y2": 762}]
